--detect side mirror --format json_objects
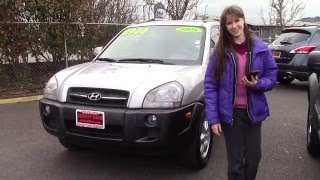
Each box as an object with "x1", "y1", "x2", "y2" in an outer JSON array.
[
  {"x1": 210, "y1": 39, "x2": 215, "y2": 48},
  {"x1": 93, "y1": 47, "x2": 103, "y2": 56},
  {"x1": 307, "y1": 51, "x2": 320, "y2": 74}
]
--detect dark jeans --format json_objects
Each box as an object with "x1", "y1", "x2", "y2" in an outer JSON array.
[{"x1": 221, "y1": 108, "x2": 262, "y2": 180}]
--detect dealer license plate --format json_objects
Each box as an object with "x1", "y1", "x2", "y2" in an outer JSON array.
[
  {"x1": 76, "y1": 109, "x2": 105, "y2": 129},
  {"x1": 273, "y1": 51, "x2": 281, "y2": 58}
]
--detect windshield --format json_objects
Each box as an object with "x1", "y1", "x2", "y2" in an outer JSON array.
[
  {"x1": 98, "y1": 25, "x2": 206, "y2": 65},
  {"x1": 273, "y1": 31, "x2": 311, "y2": 45}
]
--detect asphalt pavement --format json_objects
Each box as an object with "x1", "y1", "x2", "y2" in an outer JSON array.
[{"x1": 0, "y1": 80, "x2": 320, "y2": 180}]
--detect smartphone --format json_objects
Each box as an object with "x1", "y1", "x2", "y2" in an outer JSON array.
[{"x1": 246, "y1": 70, "x2": 260, "y2": 81}]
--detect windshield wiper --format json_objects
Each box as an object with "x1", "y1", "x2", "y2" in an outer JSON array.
[
  {"x1": 117, "y1": 58, "x2": 174, "y2": 65},
  {"x1": 280, "y1": 41, "x2": 292, "y2": 45},
  {"x1": 95, "y1": 57, "x2": 118, "y2": 62}
]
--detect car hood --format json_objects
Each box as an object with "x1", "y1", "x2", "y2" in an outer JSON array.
[{"x1": 57, "y1": 61, "x2": 199, "y2": 102}]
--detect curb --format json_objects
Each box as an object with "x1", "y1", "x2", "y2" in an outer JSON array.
[{"x1": 0, "y1": 95, "x2": 43, "y2": 105}]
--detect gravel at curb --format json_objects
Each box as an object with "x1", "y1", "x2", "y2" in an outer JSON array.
[{"x1": 0, "y1": 95, "x2": 43, "y2": 104}]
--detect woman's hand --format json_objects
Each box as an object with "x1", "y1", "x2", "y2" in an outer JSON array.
[
  {"x1": 242, "y1": 75, "x2": 258, "y2": 88},
  {"x1": 211, "y1": 123, "x2": 222, "y2": 136}
]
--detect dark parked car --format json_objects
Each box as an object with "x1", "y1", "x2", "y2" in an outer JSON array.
[
  {"x1": 306, "y1": 51, "x2": 320, "y2": 157},
  {"x1": 269, "y1": 26, "x2": 320, "y2": 84}
]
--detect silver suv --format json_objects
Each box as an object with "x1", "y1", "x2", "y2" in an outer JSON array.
[{"x1": 39, "y1": 20, "x2": 220, "y2": 169}]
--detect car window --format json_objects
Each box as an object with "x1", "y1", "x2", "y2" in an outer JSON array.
[
  {"x1": 310, "y1": 30, "x2": 320, "y2": 44},
  {"x1": 98, "y1": 25, "x2": 206, "y2": 65},
  {"x1": 211, "y1": 27, "x2": 219, "y2": 44},
  {"x1": 273, "y1": 31, "x2": 311, "y2": 45}
]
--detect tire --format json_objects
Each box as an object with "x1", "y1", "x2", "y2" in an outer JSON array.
[
  {"x1": 307, "y1": 104, "x2": 320, "y2": 157},
  {"x1": 58, "y1": 138, "x2": 86, "y2": 151},
  {"x1": 178, "y1": 111, "x2": 213, "y2": 169},
  {"x1": 277, "y1": 75, "x2": 294, "y2": 84}
]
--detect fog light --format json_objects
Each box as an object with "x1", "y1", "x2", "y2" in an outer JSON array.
[
  {"x1": 43, "y1": 105, "x2": 50, "y2": 116},
  {"x1": 147, "y1": 115, "x2": 158, "y2": 127}
]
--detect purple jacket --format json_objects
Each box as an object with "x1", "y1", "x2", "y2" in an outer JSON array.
[{"x1": 204, "y1": 38, "x2": 278, "y2": 125}]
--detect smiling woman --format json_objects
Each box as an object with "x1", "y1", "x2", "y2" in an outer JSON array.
[
  {"x1": 204, "y1": 5, "x2": 278, "y2": 180},
  {"x1": 225, "y1": 14, "x2": 245, "y2": 43}
]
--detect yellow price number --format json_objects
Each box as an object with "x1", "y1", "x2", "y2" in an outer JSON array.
[
  {"x1": 121, "y1": 27, "x2": 149, "y2": 35},
  {"x1": 176, "y1": 27, "x2": 202, "y2": 33}
]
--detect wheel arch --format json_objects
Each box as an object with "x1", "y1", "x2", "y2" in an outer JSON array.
[{"x1": 198, "y1": 91, "x2": 205, "y2": 104}]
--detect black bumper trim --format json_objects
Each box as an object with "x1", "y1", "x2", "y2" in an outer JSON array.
[{"x1": 39, "y1": 98, "x2": 204, "y2": 149}]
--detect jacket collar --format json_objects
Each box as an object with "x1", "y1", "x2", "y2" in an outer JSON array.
[
  {"x1": 225, "y1": 37, "x2": 268, "y2": 58},
  {"x1": 252, "y1": 37, "x2": 269, "y2": 54}
]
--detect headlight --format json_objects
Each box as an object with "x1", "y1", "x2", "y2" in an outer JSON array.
[
  {"x1": 143, "y1": 82, "x2": 184, "y2": 108},
  {"x1": 44, "y1": 76, "x2": 58, "y2": 100}
]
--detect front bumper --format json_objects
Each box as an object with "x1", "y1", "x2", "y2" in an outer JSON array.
[{"x1": 39, "y1": 98, "x2": 204, "y2": 150}]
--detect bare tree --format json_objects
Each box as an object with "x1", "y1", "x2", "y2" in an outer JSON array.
[
  {"x1": 84, "y1": 0, "x2": 140, "y2": 24},
  {"x1": 103, "y1": 0, "x2": 140, "y2": 23},
  {"x1": 193, "y1": 4, "x2": 209, "y2": 20},
  {"x1": 259, "y1": 0, "x2": 305, "y2": 30},
  {"x1": 165, "y1": 0, "x2": 201, "y2": 20},
  {"x1": 143, "y1": 0, "x2": 202, "y2": 20}
]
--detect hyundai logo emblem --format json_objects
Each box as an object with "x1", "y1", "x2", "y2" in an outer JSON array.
[{"x1": 88, "y1": 92, "x2": 102, "y2": 101}]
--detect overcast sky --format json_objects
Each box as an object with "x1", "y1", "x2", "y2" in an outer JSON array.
[{"x1": 198, "y1": 0, "x2": 318, "y2": 18}]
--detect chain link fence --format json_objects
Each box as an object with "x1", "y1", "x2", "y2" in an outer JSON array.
[{"x1": 0, "y1": 22, "x2": 127, "y2": 98}]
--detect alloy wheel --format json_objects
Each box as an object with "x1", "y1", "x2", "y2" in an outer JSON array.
[
  {"x1": 307, "y1": 123, "x2": 312, "y2": 145},
  {"x1": 199, "y1": 120, "x2": 211, "y2": 158}
]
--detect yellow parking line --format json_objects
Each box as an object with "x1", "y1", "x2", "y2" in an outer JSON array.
[{"x1": 0, "y1": 95, "x2": 43, "y2": 104}]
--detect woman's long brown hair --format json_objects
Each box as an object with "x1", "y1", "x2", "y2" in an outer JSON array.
[{"x1": 214, "y1": 5, "x2": 253, "y2": 80}]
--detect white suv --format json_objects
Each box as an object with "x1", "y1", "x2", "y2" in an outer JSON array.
[{"x1": 39, "y1": 20, "x2": 220, "y2": 169}]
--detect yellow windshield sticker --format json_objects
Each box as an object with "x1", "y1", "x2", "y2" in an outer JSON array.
[
  {"x1": 121, "y1": 27, "x2": 149, "y2": 35},
  {"x1": 176, "y1": 27, "x2": 202, "y2": 33}
]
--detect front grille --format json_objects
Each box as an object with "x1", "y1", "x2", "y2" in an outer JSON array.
[
  {"x1": 65, "y1": 120, "x2": 123, "y2": 140},
  {"x1": 67, "y1": 87, "x2": 129, "y2": 107}
]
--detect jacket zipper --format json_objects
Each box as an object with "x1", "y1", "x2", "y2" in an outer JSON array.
[
  {"x1": 230, "y1": 53, "x2": 237, "y2": 125},
  {"x1": 246, "y1": 51, "x2": 253, "y2": 123}
]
